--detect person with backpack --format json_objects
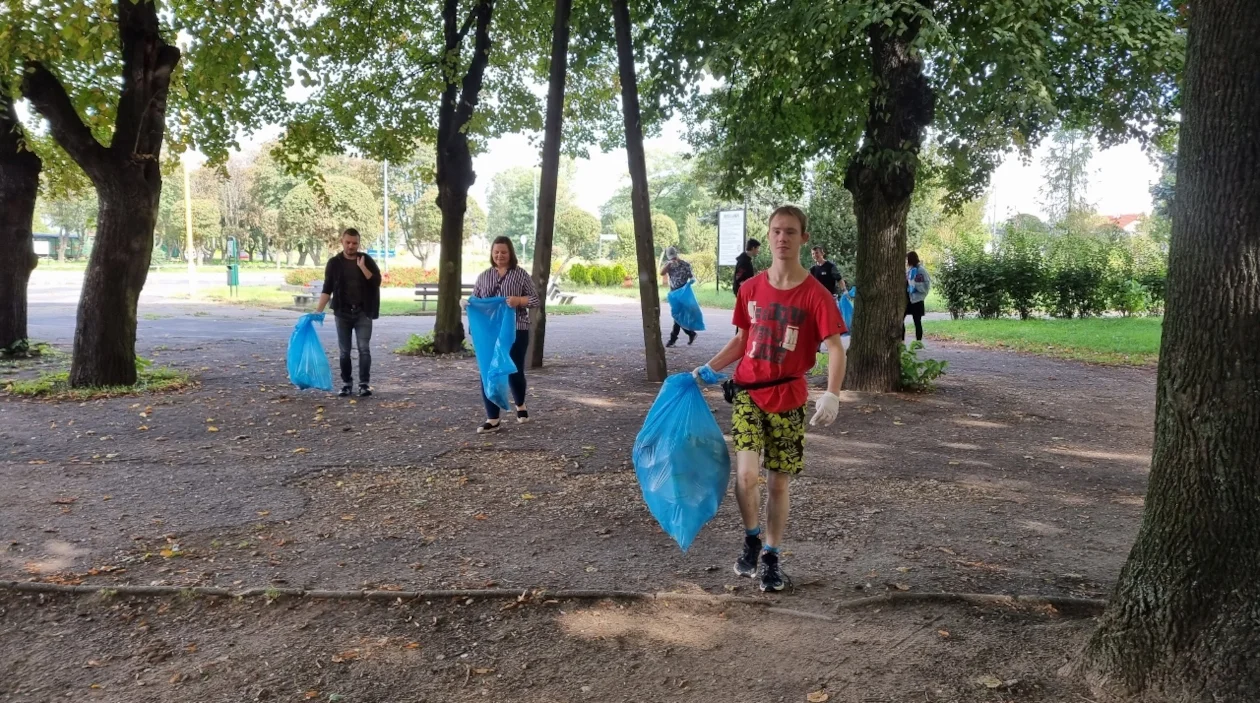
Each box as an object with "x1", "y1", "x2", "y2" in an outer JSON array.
[
  {"x1": 468, "y1": 236, "x2": 540, "y2": 434},
  {"x1": 905, "y1": 251, "x2": 931, "y2": 342},
  {"x1": 693, "y1": 205, "x2": 847, "y2": 592}
]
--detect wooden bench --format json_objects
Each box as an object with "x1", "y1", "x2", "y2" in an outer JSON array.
[
  {"x1": 547, "y1": 281, "x2": 576, "y2": 305},
  {"x1": 282, "y1": 282, "x2": 323, "y2": 307},
  {"x1": 414, "y1": 283, "x2": 475, "y2": 312}
]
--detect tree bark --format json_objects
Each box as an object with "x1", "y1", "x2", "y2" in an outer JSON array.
[
  {"x1": 1072, "y1": 2, "x2": 1260, "y2": 700},
  {"x1": 527, "y1": 0, "x2": 574, "y2": 370},
  {"x1": 433, "y1": 0, "x2": 496, "y2": 354},
  {"x1": 0, "y1": 92, "x2": 42, "y2": 352},
  {"x1": 842, "y1": 5, "x2": 934, "y2": 392},
  {"x1": 22, "y1": 0, "x2": 179, "y2": 387},
  {"x1": 612, "y1": 0, "x2": 666, "y2": 382}
]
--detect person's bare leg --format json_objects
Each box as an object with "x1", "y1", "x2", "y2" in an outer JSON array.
[
  {"x1": 734, "y1": 450, "x2": 762, "y2": 530},
  {"x1": 763, "y1": 471, "x2": 791, "y2": 549}
]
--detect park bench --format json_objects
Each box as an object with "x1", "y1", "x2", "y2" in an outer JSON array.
[
  {"x1": 547, "y1": 281, "x2": 576, "y2": 305},
  {"x1": 414, "y1": 283, "x2": 475, "y2": 312},
  {"x1": 282, "y1": 281, "x2": 323, "y2": 308}
]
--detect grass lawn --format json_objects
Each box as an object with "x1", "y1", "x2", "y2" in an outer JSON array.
[{"x1": 925, "y1": 316, "x2": 1163, "y2": 366}]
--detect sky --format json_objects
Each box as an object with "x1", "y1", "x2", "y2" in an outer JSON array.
[{"x1": 462, "y1": 119, "x2": 1161, "y2": 227}]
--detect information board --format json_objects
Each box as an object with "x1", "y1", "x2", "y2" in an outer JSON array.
[{"x1": 717, "y1": 209, "x2": 746, "y2": 266}]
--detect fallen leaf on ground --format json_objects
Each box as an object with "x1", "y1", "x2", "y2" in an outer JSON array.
[
  {"x1": 304, "y1": 691, "x2": 319, "y2": 700},
  {"x1": 938, "y1": 630, "x2": 950, "y2": 638},
  {"x1": 474, "y1": 667, "x2": 494, "y2": 675},
  {"x1": 51, "y1": 497, "x2": 77, "y2": 505},
  {"x1": 473, "y1": 513, "x2": 488, "y2": 520},
  {"x1": 292, "y1": 448, "x2": 309, "y2": 454},
  {"x1": 807, "y1": 692, "x2": 830, "y2": 702},
  {"x1": 207, "y1": 426, "x2": 219, "y2": 433},
  {"x1": 977, "y1": 675, "x2": 1003, "y2": 689}
]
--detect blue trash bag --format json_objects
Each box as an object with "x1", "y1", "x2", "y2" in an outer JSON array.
[
  {"x1": 666, "y1": 280, "x2": 706, "y2": 332},
  {"x1": 633, "y1": 373, "x2": 732, "y2": 551},
  {"x1": 466, "y1": 296, "x2": 518, "y2": 410},
  {"x1": 287, "y1": 312, "x2": 333, "y2": 391},
  {"x1": 839, "y1": 289, "x2": 855, "y2": 334}
]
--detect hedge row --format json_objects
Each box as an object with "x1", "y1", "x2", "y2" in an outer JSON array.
[
  {"x1": 567, "y1": 263, "x2": 629, "y2": 287},
  {"x1": 937, "y1": 233, "x2": 1168, "y2": 320},
  {"x1": 283, "y1": 267, "x2": 439, "y2": 288}
]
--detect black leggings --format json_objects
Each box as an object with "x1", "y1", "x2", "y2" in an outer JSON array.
[
  {"x1": 482, "y1": 329, "x2": 529, "y2": 420},
  {"x1": 904, "y1": 299, "x2": 925, "y2": 342}
]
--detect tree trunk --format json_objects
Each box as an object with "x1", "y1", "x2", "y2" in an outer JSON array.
[
  {"x1": 433, "y1": 0, "x2": 496, "y2": 355},
  {"x1": 0, "y1": 92, "x2": 42, "y2": 352},
  {"x1": 842, "y1": 10, "x2": 934, "y2": 392},
  {"x1": 612, "y1": 0, "x2": 666, "y2": 382},
  {"x1": 57, "y1": 231, "x2": 68, "y2": 261},
  {"x1": 1072, "y1": 2, "x2": 1260, "y2": 700},
  {"x1": 527, "y1": 0, "x2": 574, "y2": 370},
  {"x1": 22, "y1": 0, "x2": 180, "y2": 387}
]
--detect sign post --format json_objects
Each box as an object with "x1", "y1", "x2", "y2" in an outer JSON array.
[
  {"x1": 225, "y1": 236, "x2": 240, "y2": 297},
  {"x1": 717, "y1": 209, "x2": 746, "y2": 292}
]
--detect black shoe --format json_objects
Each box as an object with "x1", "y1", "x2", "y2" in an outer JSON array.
[
  {"x1": 476, "y1": 420, "x2": 501, "y2": 434},
  {"x1": 515, "y1": 407, "x2": 530, "y2": 424},
  {"x1": 734, "y1": 533, "x2": 761, "y2": 578},
  {"x1": 357, "y1": 385, "x2": 372, "y2": 397},
  {"x1": 687, "y1": 332, "x2": 697, "y2": 345},
  {"x1": 666, "y1": 339, "x2": 677, "y2": 348},
  {"x1": 758, "y1": 550, "x2": 792, "y2": 593},
  {"x1": 337, "y1": 385, "x2": 352, "y2": 397}
]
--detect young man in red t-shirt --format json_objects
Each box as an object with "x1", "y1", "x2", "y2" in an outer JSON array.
[{"x1": 694, "y1": 205, "x2": 847, "y2": 592}]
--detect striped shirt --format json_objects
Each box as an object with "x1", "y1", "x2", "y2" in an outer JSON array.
[{"x1": 473, "y1": 266, "x2": 541, "y2": 330}]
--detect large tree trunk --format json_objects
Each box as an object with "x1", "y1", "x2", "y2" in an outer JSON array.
[
  {"x1": 0, "y1": 92, "x2": 42, "y2": 352},
  {"x1": 1072, "y1": 2, "x2": 1260, "y2": 700},
  {"x1": 22, "y1": 0, "x2": 179, "y2": 387},
  {"x1": 612, "y1": 0, "x2": 666, "y2": 382},
  {"x1": 433, "y1": 0, "x2": 496, "y2": 354},
  {"x1": 842, "y1": 8, "x2": 934, "y2": 392},
  {"x1": 527, "y1": 0, "x2": 574, "y2": 370}
]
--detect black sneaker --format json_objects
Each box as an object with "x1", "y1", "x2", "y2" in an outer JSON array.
[
  {"x1": 337, "y1": 385, "x2": 352, "y2": 397},
  {"x1": 687, "y1": 332, "x2": 697, "y2": 345},
  {"x1": 515, "y1": 408, "x2": 530, "y2": 424},
  {"x1": 476, "y1": 421, "x2": 501, "y2": 434},
  {"x1": 357, "y1": 385, "x2": 372, "y2": 397},
  {"x1": 734, "y1": 533, "x2": 761, "y2": 578},
  {"x1": 758, "y1": 550, "x2": 792, "y2": 593},
  {"x1": 665, "y1": 339, "x2": 677, "y2": 348}
]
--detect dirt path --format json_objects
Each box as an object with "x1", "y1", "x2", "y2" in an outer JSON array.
[{"x1": 1, "y1": 305, "x2": 1153, "y2": 701}]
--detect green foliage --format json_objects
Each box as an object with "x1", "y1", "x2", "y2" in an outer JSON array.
[
  {"x1": 1040, "y1": 129, "x2": 1095, "y2": 224},
  {"x1": 1112, "y1": 279, "x2": 1153, "y2": 318},
  {"x1": 278, "y1": 175, "x2": 379, "y2": 256},
  {"x1": 652, "y1": 212, "x2": 679, "y2": 256},
  {"x1": 599, "y1": 152, "x2": 718, "y2": 233},
  {"x1": 567, "y1": 263, "x2": 590, "y2": 286},
  {"x1": 555, "y1": 206, "x2": 601, "y2": 262},
  {"x1": 681, "y1": 214, "x2": 717, "y2": 255},
  {"x1": 5, "y1": 363, "x2": 192, "y2": 400},
  {"x1": 690, "y1": 250, "x2": 717, "y2": 284},
  {"x1": 610, "y1": 264, "x2": 628, "y2": 284},
  {"x1": 589, "y1": 266, "x2": 609, "y2": 287},
  {"x1": 394, "y1": 332, "x2": 470, "y2": 357},
  {"x1": 804, "y1": 172, "x2": 858, "y2": 276},
  {"x1": 172, "y1": 198, "x2": 223, "y2": 258},
  {"x1": 1044, "y1": 235, "x2": 1111, "y2": 318},
  {"x1": 899, "y1": 342, "x2": 947, "y2": 392},
  {"x1": 926, "y1": 317, "x2": 1162, "y2": 366},
  {"x1": 379, "y1": 268, "x2": 440, "y2": 288},
  {"x1": 611, "y1": 219, "x2": 637, "y2": 262},
  {"x1": 284, "y1": 268, "x2": 324, "y2": 286},
  {"x1": 996, "y1": 229, "x2": 1048, "y2": 320}
]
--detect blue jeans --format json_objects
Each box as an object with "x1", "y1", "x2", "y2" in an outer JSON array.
[
  {"x1": 482, "y1": 329, "x2": 529, "y2": 420},
  {"x1": 335, "y1": 311, "x2": 372, "y2": 385}
]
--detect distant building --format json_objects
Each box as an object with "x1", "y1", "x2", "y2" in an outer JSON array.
[
  {"x1": 1107, "y1": 214, "x2": 1144, "y2": 234},
  {"x1": 31, "y1": 231, "x2": 85, "y2": 259}
]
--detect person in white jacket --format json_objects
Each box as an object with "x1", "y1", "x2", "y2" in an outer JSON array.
[{"x1": 904, "y1": 251, "x2": 930, "y2": 342}]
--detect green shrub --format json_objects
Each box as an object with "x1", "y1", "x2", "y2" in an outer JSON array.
[
  {"x1": 1044, "y1": 235, "x2": 1110, "y2": 318},
  {"x1": 900, "y1": 341, "x2": 948, "y2": 391},
  {"x1": 610, "y1": 264, "x2": 628, "y2": 285},
  {"x1": 1112, "y1": 279, "x2": 1153, "y2": 317},
  {"x1": 379, "y1": 268, "x2": 439, "y2": 287},
  {"x1": 689, "y1": 250, "x2": 716, "y2": 284},
  {"x1": 997, "y1": 231, "x2": 1047, "y2": 320},
  {"x1": 394, "y1": 332, "x2": 471, "y2": 356},
  {"x1": 284, "y1": 268, "x2": 324, "y2": 286},
  {"x1": 589, "y1": 266, "x2": 607, "y2": 287},
  {"x1": 568, "y1": 263, "x2": 590, "y2": 286}
]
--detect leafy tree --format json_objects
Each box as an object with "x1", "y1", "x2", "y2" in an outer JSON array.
[
  {"x1": 5, "y1": 0, "x2": 295, "y2": 386},
  {"x1": 554, "y1": 206, "x2": 600, "y2": 265},
  {"x1": 805, "y1": 170, "x2": 858, "y2": 278},
  {"x1": 656, "y1": 0, "x2": 1183, "y2": 391},
  {"x1": 1072, "y1": 2, "x2": 1260, "y2": 698},
  {"x1": 1040, "y1": 128, "x2": 1095, "y2": 224},
  {"x1": 42, "y1": 190, "x2": 97, "y2": 261},
  {"x1": 599, "y1": 150, "x2": 716, "y2": 232},
  {"x1": 651, "y1": 212, "x2": 679, "y2": 257},
  {"x1": 279, "y1": 176, "x2": 379, "y2": 264},
  {"x1": 172, "y1": 198, "x2": 223, "y2": 264}
]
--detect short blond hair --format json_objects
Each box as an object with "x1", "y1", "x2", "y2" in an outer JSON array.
[{"x1": 768, "y1": 205, "x2": 808, "y2": 233}]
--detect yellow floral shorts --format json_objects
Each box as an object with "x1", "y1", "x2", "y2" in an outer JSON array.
[{"x1": 731, "y1": 390, "x2": 806, "y2": 475}]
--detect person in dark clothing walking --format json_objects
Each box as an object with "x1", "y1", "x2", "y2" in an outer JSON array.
[
  {"x1": 733, "y1": 238, "x2": 761, "y2": 297},
  {"x1": 659, "y1": 246, "x2": 697, "y2": 347},
  {"x1": 469, "y1": 236, "x2": 540, "y2": 434},
  {"x1": 315, "y1": 228, "x2": 381, "y2": 398},
  {"x1": 809, "y1": 245, "x2": 846, "y2": 297},
  {"x1": 904, "y1": 250, "x2": 931, "y2": 342}
]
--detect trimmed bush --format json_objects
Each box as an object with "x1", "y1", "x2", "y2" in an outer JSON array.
[
  {"x1": 689, "y1": 250, "x2": 716, "y2": 284},
  {"x1": 568, "y1": 263, "x2": 590, "y2": 285},
  {"x1": 284, "y1": 268, "x2": 324, "y2": 286},
  {"x1": 285, "y1": 266, "x2": 438, "y2": 288}
]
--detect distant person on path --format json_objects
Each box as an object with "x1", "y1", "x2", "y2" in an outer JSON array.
[
  {"x1": 694, "y1": 205, "x2": 847, "y2": 592},
  {"x1": 315, "y1": 228, "x2": 381, "y2": 398},
  {"x1": 732, "y1": 238, "x2": 761, "y2": 297},
  {"x1": 904, "y1": 251, "x2": 930, "y2": 342},
  {"x1": 470, "y1": 236, "x2": 540, "y2": 434},
  {"x1": 809, "y1": 245, "x2": 846, "y2": 297},
  {"x1": 659, "y1": 246, "x2": 697, "y2": 347}
]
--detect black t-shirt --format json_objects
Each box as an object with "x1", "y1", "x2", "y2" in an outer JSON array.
[
  {"x1": 338, "y1": 255, "x2": 365, "y2": 309},
  {"x1": 810, "y1": 260, "x2": 840, "y2": 295}
]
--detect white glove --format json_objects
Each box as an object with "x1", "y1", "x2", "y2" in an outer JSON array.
[
  {"x1": 809, "y1": 391, "x2": 840, "y2": 427},
  {"x1": 459, "y1": 298, "x2": 469, "y2": 311}
]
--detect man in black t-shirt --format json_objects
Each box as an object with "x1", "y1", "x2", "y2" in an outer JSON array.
[
  {"x1": 809, "y1": 245, "x2": 845, "y2": 297},
  {"x1": 733, "y1": 238, "x2": 760, "y2": 297},
  {"x1": 315, "y1": 228, "x2": 382, "y2": 397}
]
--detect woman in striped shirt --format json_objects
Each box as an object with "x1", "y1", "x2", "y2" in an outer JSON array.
[{"x1": 471, "y1": 236, "x2": 541, "y2": 433}]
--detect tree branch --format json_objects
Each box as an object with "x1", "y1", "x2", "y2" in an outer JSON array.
[
  {"x1": 112, "y1": 0, "x2": 180, "y2": 161},
  {"x1": 20, "y1": 62, "x2": 109, "y2": 175},
  {"x1": 454, "y1": 0, "x2": 495, "y2": 132}
]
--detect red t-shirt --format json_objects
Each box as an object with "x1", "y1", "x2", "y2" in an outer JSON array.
[{"x1": 732, "y1": 272, "x2": 846, "y2": 413}]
